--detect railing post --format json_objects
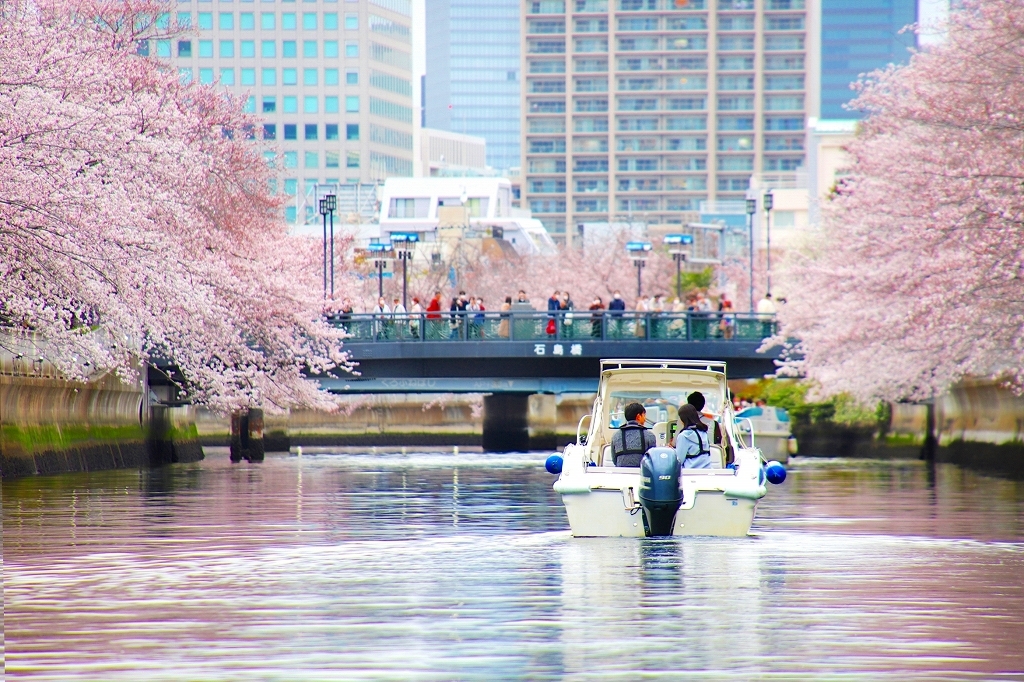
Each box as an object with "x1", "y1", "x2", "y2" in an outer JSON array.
[
  {"x1": 686, "y1": 311, "x2": 692, "y2": 341},
  {"x1": 645, "y1": 311, "x2": 651, "y2": 341}
]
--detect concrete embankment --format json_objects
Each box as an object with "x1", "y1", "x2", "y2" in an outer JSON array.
[
  {"x1": 0, "y1": 332, "x2": 202, "y2": 479},
  {"x1": 197, "y1": 393, "x2": 594, "y2": 453},
  {"x1": 791, "y1": 380, "x2": 1024, "y2": 478}
]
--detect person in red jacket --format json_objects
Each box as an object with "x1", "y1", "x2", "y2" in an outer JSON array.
[{"x1": 425, "y1": 290, "x2": 443, "y2": 340}]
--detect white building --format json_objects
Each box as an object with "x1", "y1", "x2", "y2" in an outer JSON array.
[
  {"x1": 805, "y1": 117, "x2": 857, "y2": 227},
  {"x1": 419, "y1": 128, "x2": 491, "y2": 177},
  {"x1": 378, "y1": 177, "x2": 557, "y2": 254}
]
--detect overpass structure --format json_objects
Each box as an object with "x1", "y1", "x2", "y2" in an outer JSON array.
[
  {"x1": 150, "y1": 310, "x2": 782, "y2": 451},
  {"x1": 318, "y1": 310, "x2": 780, "y2": 395}
]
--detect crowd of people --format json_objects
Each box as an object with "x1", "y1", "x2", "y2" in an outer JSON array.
[{"x1": 334, "y1": 289, "x2": 778, "y2": 341}]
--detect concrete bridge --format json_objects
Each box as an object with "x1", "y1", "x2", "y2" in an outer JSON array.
[
  {"x1": 319, "y1": 310, "x2": 780, "y2": 395},
  {"x1": 316, "y1": 311, "x2": 780, "y2": 450},
  {"x1": 146, "y1": 311, "x2": 780, "y2": 452}
]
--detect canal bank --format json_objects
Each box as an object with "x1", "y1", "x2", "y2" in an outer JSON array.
[
  {"x1": 788, "y1": 379, "x2": 1024, "y2": 478},
  {"x1": 195, "y1": 393, "x2": 594, "y2": 453},
  {"x1": 0, "y1": 331, "x2": 203, "y2": 479}
]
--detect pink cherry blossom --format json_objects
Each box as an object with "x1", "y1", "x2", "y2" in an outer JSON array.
[
  {"x1": 774, "y1": 0, "x2": 1024, "y2": 402},
  {"x1": 0, "y1": 0, "x2": 348, "y2": 412}
]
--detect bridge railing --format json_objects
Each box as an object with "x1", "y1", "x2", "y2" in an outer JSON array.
[{"x1": 330, "y1": 310, "x2": 777, "y2": 343}]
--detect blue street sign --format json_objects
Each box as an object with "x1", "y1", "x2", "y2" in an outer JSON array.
[
  {"x1": 663, "y1": 234, "x2": 694, "y2": 245},
  {"x1": 626, "y1": 241, "x2": 653, "y2": 252}
]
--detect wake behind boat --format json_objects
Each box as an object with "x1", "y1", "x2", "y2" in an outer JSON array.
[{"x1": 547, "y1": 359, "x2": 786, "y2": 537}]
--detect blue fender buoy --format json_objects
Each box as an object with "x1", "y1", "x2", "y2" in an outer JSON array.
[
  {"x1": 765, "y1": 460, "x2": 787, "y2": 484},
  {"x1": 545, "y1": 454, "x2": 563, "y2": 475}
]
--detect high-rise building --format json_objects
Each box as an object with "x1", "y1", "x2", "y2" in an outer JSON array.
[
  {"x1": 820, "y1": 0, "x2": 916, "y2": 119},
  {"x1": 424, "y1": 0, "x2": 522, "y2": 173},
  {"x1": 520, "y1": 0, "x2": 817, "y2": 246},
  {"x1": 169, "y1": 0, "x2": 415, "y2": 226}
]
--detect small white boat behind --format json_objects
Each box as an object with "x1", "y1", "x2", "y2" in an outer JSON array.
[
  {"x1": 549, "y1": 359, "x2": 785, "y2": 538},
  {"x1": 736, "y1": 405, "x2": 795, "y2": 464}
]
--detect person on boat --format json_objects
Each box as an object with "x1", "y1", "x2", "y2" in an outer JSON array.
[
  {"x1": 686, "y1": 391, "x2": 722, "y2": 445},
  {"x1": 610, "y1": 402, "x2": 657, "y2": 467},
  {"x1": 676, "y1": 404, "x2": 712, "y2": 469}
]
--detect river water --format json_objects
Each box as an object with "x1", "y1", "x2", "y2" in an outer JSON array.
[{"x1": 4, "y1": 451, "x2": 1024, "y2": 680}]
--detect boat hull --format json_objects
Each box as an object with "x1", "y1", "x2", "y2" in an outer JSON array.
[
  {"x1": 754, "y1": 433, "x2": 790, "y2": 464},
  {"x1": 560, "y1": 477, "x2": 759, "y2": 538}
]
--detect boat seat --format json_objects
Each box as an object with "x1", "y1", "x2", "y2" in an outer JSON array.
[
  {"x1": 650, "y1": 421, "x2": 669, "y2": 447},
  {"x1": 708, "y1": 444, "x2": 725, "y2": 468}
]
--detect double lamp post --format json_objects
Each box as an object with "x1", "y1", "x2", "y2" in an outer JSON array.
[{"x1": 745, "y1": 190, "x2": 774, "y2": 312}]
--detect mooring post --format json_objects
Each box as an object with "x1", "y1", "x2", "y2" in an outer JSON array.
[
  {"x1": 247, "y1": 408, "x2": 265, "y2": 462},
  {"x1": 229, "y1": 410, "x2": 246, "y2": 462}
]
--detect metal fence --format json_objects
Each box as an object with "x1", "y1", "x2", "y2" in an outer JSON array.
[{"x1": 332, "y1": 311, "x2": 777, "y2": 343}]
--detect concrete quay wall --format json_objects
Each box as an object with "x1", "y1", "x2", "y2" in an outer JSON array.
[
  {"x1": 0, "y1": 331, "x2": 202, "y2": 479},
  {"x1": 795, "y1": 380, "x2": 1024, "y2": 478}
]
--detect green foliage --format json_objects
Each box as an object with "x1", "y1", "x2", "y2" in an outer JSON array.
[
  {"x1": 756, "y1": 380, "x2": 809, "y2": 412},
  {"x1": 747, "y1": 379, "x2": 880, "y2": 427},
  {"x1": 672, "y1": 267, "x2": 714, "y2": 296}
]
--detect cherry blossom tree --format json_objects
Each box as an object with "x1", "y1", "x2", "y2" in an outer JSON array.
[
  {"x1": 346, "y1": 227, "x2": 705, "y2": 312},
  {"x1": 0, "y1": 0, "x2": 347, "y2": 411},
  {"x1": 775, "y1": 0, "x2": 1024, "y2": 402}
]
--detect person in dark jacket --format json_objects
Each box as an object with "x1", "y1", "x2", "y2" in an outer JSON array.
[
  {"x1": 546, "y1": 290, "x2": 561, "y2": 336},
  {"x1": 607, "y1": 290, "x2": 626, "y2": 338},
  {"x1": 610, "y1": 402, "x2": 657, "y2": 467}
]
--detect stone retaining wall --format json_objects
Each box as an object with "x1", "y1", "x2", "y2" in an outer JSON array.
[{"x1": 0, "y1": 330, "x2": 202, "y2": 479}]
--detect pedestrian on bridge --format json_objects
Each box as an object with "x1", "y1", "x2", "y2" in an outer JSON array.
[
  {"x1": 498, "y1": 296, "x2": 512, "y2": 338},
  {"x1": 546, "y1": 290, "x2": 561, "y2": 337},
  {"x1": 426, "y1": 291, "x2": 443, "y2": 340},
  {"x1": 608, "y1": 290, "x2": 626, "y2": 339},
  {"x1": 588, "y1": 296, "x2": 605, "y2": 338},
  {"x1": 410, "y1": 296, "x2": 423, "y2": 340}
]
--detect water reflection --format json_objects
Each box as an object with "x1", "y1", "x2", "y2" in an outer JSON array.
[{"x1": 3, "y1": 453, "x2": 1024, "y2": 680}]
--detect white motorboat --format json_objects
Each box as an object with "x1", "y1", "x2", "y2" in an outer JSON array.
[
  {"x1": 736, "y1": 405, "x2": 796, "y2": 464},
  {"x1": 548, "y1": 359, "x2": 784, "y2": 538}
]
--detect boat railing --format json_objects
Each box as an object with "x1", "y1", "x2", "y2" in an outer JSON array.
[
  {"x1": 576, "y1": 414, "x2": 592, "y2": 445},
  {"x1": 735, "y1": 416, "x2": 756, "y2": 450},
  {"x1": 329, "y1": 310, "x2": 778, "y2": 343}
]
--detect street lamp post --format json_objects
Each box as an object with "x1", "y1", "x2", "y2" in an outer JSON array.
[
  {"x1": 663, "y1": 234, "x2": 694, "y2": 300},
  {"x1": 745, "y1": 198, "x2": 757, "y2": 311},
  {"x1": 318, "y1": 198, "x2": 330, "y2": 300},
  {"x1": 626, "y1": 241, "x2": 652, "y2": 299},
  {"x1": 390, "y1": 232, "x2": 419, "y2": 310},
  {"x1": 367, "y1": 242, "x2": 393, "y2": 299},
  {"x1": 325, "y1": 194, "x2": 337, "y2": 298},
  {"x1": 764, "y1": 190, "x2": 774, "y2": 296}
]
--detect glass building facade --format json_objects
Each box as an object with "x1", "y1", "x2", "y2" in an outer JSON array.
[
  {"x1": 820, "y1": 0, "x2": 916, "y2": 118},
  {"x1": 168, "y1": 0, "x2": 415, "y2": 226},
  {"x1": 425, "y1": 0, "x2": 522, "y2": 173}
]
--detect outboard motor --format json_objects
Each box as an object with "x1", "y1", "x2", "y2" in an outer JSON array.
[{"x1": 639, "y1": 447, "x2": 682, "y2": 537}]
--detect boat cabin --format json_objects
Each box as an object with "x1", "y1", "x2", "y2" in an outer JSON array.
[{"x1": 583, "y1": 360, "x2": 735, "y2": 469}]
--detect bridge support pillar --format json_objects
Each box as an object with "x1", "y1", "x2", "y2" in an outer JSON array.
[
  {"x1": 482, "y1": 394, "x2": 529, "y2": 452},
  {"x1": 230, "y1": 408, "x2": 265, "y2": 463},
  {"x1": 528, "y1": 394, "x2": 558, "y2": 451}
]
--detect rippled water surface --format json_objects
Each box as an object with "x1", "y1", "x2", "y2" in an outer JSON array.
[{"x1": 4, "y1": 451, "x2": 1024, "y2": 680}]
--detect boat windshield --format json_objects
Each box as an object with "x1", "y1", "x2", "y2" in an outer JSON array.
[{"x1": 607, "y1": 389, "x2": 723, "y2": 428}]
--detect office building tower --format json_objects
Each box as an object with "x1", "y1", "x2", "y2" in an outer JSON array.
[
  {"x1": 820, "y1": 0, "x2": 916, "y2": 118},
  {"x1": 170, "y1": 0, "x2": 415, "y2": 226},
  {"x1": 521, "y1": 0, "x2": 816, "y2": 245},
  {"x1": 424, "y1": 0, "x2": 522, "y2": 173}
]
